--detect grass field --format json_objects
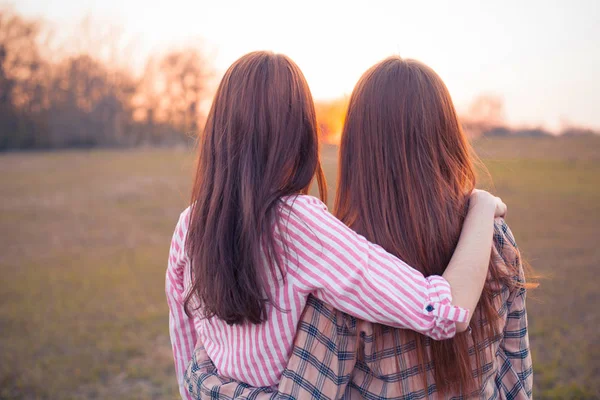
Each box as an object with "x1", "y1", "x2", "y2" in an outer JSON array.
[{"x1": 0, "y1": 136, "x2": 599, "y2": 399}]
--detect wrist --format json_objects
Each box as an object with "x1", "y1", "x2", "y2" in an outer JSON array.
[{"x1": 469, "y1": 192, "x2": 494, "y2": 212}]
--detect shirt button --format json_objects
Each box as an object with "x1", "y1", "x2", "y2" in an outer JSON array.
[{"x1": 426, "y1": 304, "x2": 434, "y2": 312}]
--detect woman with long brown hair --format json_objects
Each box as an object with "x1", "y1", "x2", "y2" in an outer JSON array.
[
  {"x1": 330, "y1": 56, "x2": 533, "y2": 397},
  {"x1": 183, "y1": 56, "x2": 533, "y2": 399},
  {"x1": 167, "y1": 51, "x2": 508, "y2": 399}
]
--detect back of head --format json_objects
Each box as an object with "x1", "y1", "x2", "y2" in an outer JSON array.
[
  {"x1": 335, "y1": 56, "x2": 509, "y2": 395},
  {"x1": 337, "y1": 56, "x2": 475, "y2": 275},
  {"x1": 185, "y1": 51, "x2": 326, "y2": 325}
]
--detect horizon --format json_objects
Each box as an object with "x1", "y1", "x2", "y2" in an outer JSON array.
[{"x1": 13, "y1": 0, "x2": 600, "y2": 132}]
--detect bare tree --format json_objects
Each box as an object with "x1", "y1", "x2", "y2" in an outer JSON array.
[
  {"x1": 0, "y1": 6, "x2": 214, "y2": 150},
  {"x1": 0, "y1": 7, "x2": 52, "y2": 148},
  {"x1": 158, "y1": 49, "x2": 211, "y2": 133}
]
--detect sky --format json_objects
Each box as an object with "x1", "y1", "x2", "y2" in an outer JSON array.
[{"x1": 15, "y1": 0, "x2": 600, "y2": 131}]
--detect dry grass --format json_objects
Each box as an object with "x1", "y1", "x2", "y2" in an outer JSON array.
[{"x1": 0, "y1": 136, "x2": 598, "y2": 399}]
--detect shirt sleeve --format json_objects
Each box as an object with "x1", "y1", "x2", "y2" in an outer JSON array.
[
  {"x1": 165, "y1": 210, "x2": 197, "y2": 400},
  {"x1": 496, "y1": 221, "x2": 533, "y2": 397},
  {"x1": 283, "y1": 196, "x2": 469, "y2": 341},
  {"x1": 500, "y1": 276, "x2": 533, "y2": 397}
]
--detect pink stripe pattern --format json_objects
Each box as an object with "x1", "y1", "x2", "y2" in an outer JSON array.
[{"x1": 166, "y1": 195, "x2": 469, "y2": 393}]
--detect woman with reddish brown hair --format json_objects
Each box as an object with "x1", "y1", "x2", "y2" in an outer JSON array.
[
  {"x1": 168, "y1": 51, "x2": 509, "y2": 399},
  {"x1": 183, "y1": 56, "x2": 533, "y2": 399},
  {"x1": 329, "y1": 56, "x2": 533, "y2": 398}
]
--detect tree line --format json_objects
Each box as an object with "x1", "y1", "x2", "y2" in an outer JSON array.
[
  {"x1": 2, "y1": 6, "x2": 596, "y2": 150},
  {"x1": 0, "y1": 7, "x2": 212, "y2": 150}
]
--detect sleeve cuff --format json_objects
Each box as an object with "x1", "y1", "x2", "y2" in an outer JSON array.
[{"x1": 424, "y1": 275, "x2": 470, "y2": 324}]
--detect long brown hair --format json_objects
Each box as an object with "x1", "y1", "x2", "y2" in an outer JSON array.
[
  {"x1": 184, "y1": 51, "x2": 326, "y2": 325},
  {"x1": 335, "y1": 56, "x2": 516, "y2": 395}
]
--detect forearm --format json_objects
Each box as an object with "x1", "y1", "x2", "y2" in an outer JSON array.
[{"x1": 442, "y1": 200, "x2": 496, "y2": 331}]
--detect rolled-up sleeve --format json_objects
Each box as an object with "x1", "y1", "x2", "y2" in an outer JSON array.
[{"x1": 423, "y1": 275, "x2": 470, "y2": 340}]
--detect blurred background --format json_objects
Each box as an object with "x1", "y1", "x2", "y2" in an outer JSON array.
[{"x1": 0, "y1": 0, "x2": 598, "y2": 399}]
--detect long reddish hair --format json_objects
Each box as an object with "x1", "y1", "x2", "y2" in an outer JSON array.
[
  {"x1": 184, "y1": 51, "x2": 326, "y2": 325},
  {"x1": 335, "y1": 57, "x2": 516, "y2": 395}
]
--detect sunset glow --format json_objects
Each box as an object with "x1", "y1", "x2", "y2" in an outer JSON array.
[{"x1": 15, "y1": 0, "x2": 600, "y2": 132}]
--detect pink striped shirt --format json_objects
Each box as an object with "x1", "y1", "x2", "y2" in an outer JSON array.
[{"x1": 166, "y1": 195, "x2": 469, "y2": 397}]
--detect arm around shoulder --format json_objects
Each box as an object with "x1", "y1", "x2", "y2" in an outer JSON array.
[{"x1": 442, "y1": 190, "x2": 506, "y2": 332}]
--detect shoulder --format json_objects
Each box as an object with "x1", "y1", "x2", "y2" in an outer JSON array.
[
  {"x1": 170, "y1": 206, "x2": 192, "y2": 256},
  {"x1": 176, "y1": 206, "x2": 192, "y2": 237},
  {"x1": 491, "y1": 218, "x2": 526, "y2": 289},
  {"x1": 493, "y1": 218, "x2": 517, "y2": 248},
  {"x1": 283, "y1": 194, "x2": 328, "y2": 211},
  {"x1": 492, "y1": 218, "x2": 520, "y2": 267},
  {"x1": 279, "y1": 195, "x2": 347, "y2": 244},
  {"x1": 281, "y1": 195, "x2": 329, "y2": 222},
  {"x1": 179, "y1": 205, "x2": 192, "y2": 228},
  {"x1": 167, "y1": 207, "x2": 192, "y2": 284}
]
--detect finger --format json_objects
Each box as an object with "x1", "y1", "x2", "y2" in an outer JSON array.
[{"x1": 497, "y1": 198, "x2": 507, "y2": 218}]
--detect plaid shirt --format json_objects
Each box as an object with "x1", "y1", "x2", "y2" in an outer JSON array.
[{"x1": 184, "y1": 220, "x2": 532, "y2": 399}]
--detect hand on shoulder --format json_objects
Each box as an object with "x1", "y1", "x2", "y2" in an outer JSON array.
[{"x1": 469, "y1": 189, "x2": 507, "y2": 218}]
